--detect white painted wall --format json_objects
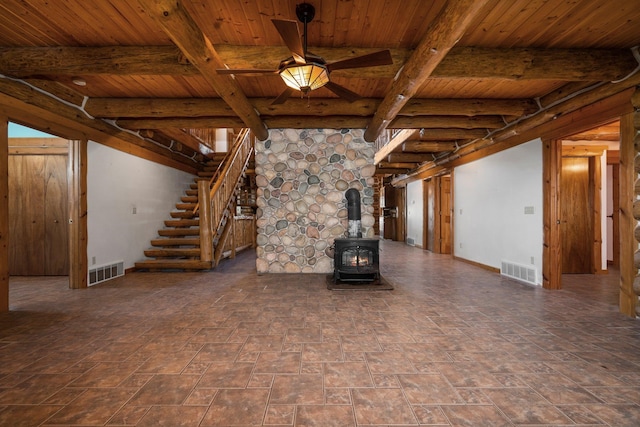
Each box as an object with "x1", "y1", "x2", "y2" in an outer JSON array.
[
  {"x1": 87, "y1": 141, "x2": 195, "y2": 272},
  {"x1": 600, "y1": 153, "x2": 608, "y2": 270},
  {"x1": 454, "y1": 138, "x2": 543, "y2": 284},
  {"x1": 606, "y1": 163, "x2": 614, "y2": 262},
  {"x1": 215, "y1": 128, "x2": 229, "y2": 152},
  {"x1": 406, "y1": 179, "x2": 423, "y2": 247}
]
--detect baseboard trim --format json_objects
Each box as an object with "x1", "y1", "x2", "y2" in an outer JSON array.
[{"x1": 453, "y1": 256, "x2": 500, "y2": 273}]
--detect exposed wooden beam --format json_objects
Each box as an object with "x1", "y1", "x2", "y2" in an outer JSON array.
[
  {"x1": 159, "y1": 128, "x2": 208, "y2": 154},
  {"x1": 374, "y1": 129, "x2": 416, "y2": 165},
  {"x1": 378, "y1": 162, "x2": 419, "y2": 169},
  {"x1": 136, "y1": 0, "x2": 268, "y2": 141},
  {"x1": 402, "y1": 141, "x2": 458, "y2": 152},
  {"x1": 263, "y1": 116, "x2": 371, "y2": 129},
  {"x1": 390, "y1": 115, "x2": 505, "y2": 129},
  {"x1": 86, "y1": 98, "x2": 235, "y2": 119},
  {"x1": 1, "y1": 45, "x2": 634, "y2": 81},
  {"x1": 138, "y1": 129, "x2": 200, "y2": 159},
  {"x1": 563, "y1": 125, "x2": 620, "y2": 141},
  {"x1": 411, "y1": 129, "x2": 488, "y2": 140},
  {"x1": 436, "y1": 47, "x2": 635, "y2": 81},
  {"x1": 399, "y1": 98, "x2": 537, "y2": 117},
  {"x1": 364, "y1": 0, "x2": 491, "y2": 142},
  {"x1": 0, "y1": 46, "x2": 193, "y2": 77},
  {"x1": 0, "y1": 78, "x2": 200, "y2": 174},
  {"x1": 215, "y1": 45, "x2": 635, "y2": 81},
  {"x1": 393, "y1": 82, "x2": 638, "y2": 186},
  {"x1": 387, "y1": 153, "x2": 430, "y2": 163},
  {"x1": 116, "y1": 115, "x2": 502, "y2": 131},
  {"x1": 376, "y1": 168, "x2": 409, "y2": 175},
  {"x1": 561, "y1": 144, "x2": 608, "y2": 157},
  {"x1": 86, "y1": 97, "x2": 536, "y2": 119},
  {"x1": 118, "y1": 117, "x2": 246, "y2": 130}
]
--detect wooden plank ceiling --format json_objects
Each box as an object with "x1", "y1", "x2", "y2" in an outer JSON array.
[{"x1": 0, "y1": 0, "x2": 638, "y2": 175}]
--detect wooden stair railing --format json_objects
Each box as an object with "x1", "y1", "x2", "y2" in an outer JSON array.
[
  {"x1": 134, "y1": 129, "x2": 254, "y2": 271},
  {"x1": 198, "y1": 129, "x2": 253, "y2": 266}
]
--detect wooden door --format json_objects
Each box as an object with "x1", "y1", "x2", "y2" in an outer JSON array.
[
  {"x1": 560, "y1": 157, "x2": 592, "y2": 273},
  {"x1": 396, "y1": 186, "x2": 406, "y2": 242},
  {"x1": 44, "y1": 155, "x2": 69, "y2": 274},
  {"x1": 439, "y1": 176, "x2": 452, "y2": 254},
  {"x1": 9, "y1": 154, "x2": 69, "y2": 275}
]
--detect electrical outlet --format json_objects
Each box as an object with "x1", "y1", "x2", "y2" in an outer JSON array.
[
  {"x1": 132, "y1": 206, "x2": 137, "y2": 214},
  {"x1": 92, "y1": 256, "x2": 96, "y2": 265}
]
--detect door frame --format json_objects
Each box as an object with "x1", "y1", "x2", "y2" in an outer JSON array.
[
  {"x1": 8, "y1": 137, "x2": 70, "y2": 275},
  {"x1": 3, "y1": 122, "x2": 87, "y2": 290}
]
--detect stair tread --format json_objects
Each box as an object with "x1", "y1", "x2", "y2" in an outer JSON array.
[
  {"x1": 181, "y1": 196, "x2": 198, "y2": 203},
  {"x1": 144, "y1": 248, "x2": 201, "y2": 257},
  {"x1": 135, "y1": 259, "x2": 212, "y2": 270},
  {"x1": 165, "y1": 219, "x2": 199, "y2": 227},
  {"x1": 158, "y1": 228, "x2": 200, "y2": 236},
  {"x1": 151, "y1": 237, "x2": 200, "y2": 246},
  {"x1": 170, "y1": 211, "x2": 196, "y2": 219},
  {"x1": 175, "y1": 203, "x2": 197, "y2": 210}
]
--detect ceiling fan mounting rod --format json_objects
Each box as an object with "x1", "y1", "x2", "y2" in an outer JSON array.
[{"x1": 296, "y1": 2, "x2": 315, "y2": 55}]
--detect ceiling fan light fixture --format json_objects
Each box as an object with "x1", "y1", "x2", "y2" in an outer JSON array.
[{"x1": 279, "y1": 62, "x2": 329, "y2": 93}]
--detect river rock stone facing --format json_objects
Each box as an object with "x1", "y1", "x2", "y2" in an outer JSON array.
[{"x1": 255, "y1": 129, "x2": 376, "y2": 274}]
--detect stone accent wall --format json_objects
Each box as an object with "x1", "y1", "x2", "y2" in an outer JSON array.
[{"x1": 255, "y1": 129, "x2": 376, "y2": 274}]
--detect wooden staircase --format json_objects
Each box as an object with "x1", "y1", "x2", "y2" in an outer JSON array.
[{"x1": 135, "y1": 130, "x2": 254, "y2": 271}]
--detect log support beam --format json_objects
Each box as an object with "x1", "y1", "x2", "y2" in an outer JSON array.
[
  {"x1": 364, "y1": 0, "x2": 490, "y2": 141},
  {"x1": 620, "y1": 92, "x2": 640, "y2": 317},
  {"x1": 1, "y1": 45, "x2": 634, "y2": 82},
  {"x1": 0, "y1": 116, "x2": 8, "y2": 311},
  {"x1": 137, "y1": 0, "x2": 268, "y2": 141}
]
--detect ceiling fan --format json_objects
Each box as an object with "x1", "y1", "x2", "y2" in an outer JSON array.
[{"x1": 216, "y1": 2, "x2": 393, "y2": 104}]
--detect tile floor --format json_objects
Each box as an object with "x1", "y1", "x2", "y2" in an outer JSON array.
[{"x1": 1, "y1": 240, "x2": 640, "y2": 426}]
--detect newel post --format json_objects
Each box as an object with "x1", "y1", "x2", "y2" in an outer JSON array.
[{"x1": 198, "y1": 180, "x2": 213, "y2": 265}]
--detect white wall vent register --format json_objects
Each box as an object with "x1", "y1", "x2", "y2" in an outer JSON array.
[
  {"x1": 501, "y1": 260, "x2": 537, "y2": 286},
  {"x1": 88, "y1": 261, "x2": 124, "y2": 286}
]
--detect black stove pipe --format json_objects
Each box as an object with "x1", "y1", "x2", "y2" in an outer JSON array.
[{"x1": 345, "y1": 188, "x2": 362, "y2": 238}]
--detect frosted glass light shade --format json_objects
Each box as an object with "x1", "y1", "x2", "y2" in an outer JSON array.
[{"x1": 279, "y1": 63, "x2": 329, "y2": 93}]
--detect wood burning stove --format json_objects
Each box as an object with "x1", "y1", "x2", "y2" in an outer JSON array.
[
  {"x1": 332, "y1": 188, "x2": 381, "y2": 283},
  {"x1": 333, "y1": 237, "x2": 380, "y2": 282}
]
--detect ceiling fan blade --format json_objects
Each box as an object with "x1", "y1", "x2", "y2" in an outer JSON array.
[
  {"x1": 326, "y1": 50, "x2": 393, "y2": 72},
  {"x1": 324, "y1": 81, "x2": 361, "y2": 103},
  {"x1": 271, "y1": 87, "x2": 295, "y2": 105},
  {"x1": 272, "y1": 19, "x2": 306, "y2": 64},
  {"x1": 216, "y1": 68, "x2": 277, "y2": 75}
]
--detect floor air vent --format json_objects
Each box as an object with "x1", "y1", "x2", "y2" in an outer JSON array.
[
  {"x1": 89, "y1": 261, "x2": 124, "y2": 286},
  {"x1": 500, "y1": 260, "x2": 538, "y2": 286}
]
